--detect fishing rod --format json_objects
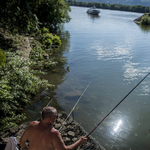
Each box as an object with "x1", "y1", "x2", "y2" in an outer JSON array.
[
  {"x1": 59, "y1": 82, "x2": 91, "y2": 131},
  {"x1": 87, "y1": 71, "x2": 150, "y2": 137}
]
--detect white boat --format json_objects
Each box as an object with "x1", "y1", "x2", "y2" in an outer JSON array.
[{"x1": 86, "y1": 6, "x2": 100, "y2": 15}]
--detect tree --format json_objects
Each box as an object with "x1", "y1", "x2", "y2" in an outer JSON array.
[
  {"x1": 0, "y1": 0, "x2": 71, "y2": 33},
  {"x1": 34, "y1": 0, "x2": 71, "y2": 30},
  {"x1": 0, "y1": 0, "x2": 39, "y2": 33},
  {"x1": 101, "y1": 3, "x2": 110, "y2": 9}
]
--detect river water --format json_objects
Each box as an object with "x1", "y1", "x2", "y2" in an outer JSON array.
[{"x1": 27, "y1": 6, "x2": 150, "y2": 150}]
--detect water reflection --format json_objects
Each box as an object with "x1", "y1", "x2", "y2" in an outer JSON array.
[
  {"x1": 123, "y1": 61, "x2": 140, "y2": 81},
  {"x1": 140, "y1": 24, "x2": 150, "y2": 32},
  {"x1": 113, "y1": 120, "x2": 122, "y2": 132},
  {"x1": 92, "y1": 40, "x2": 132, "y2": 61},
  {"x1": 87, "y1": 13, "x2": 100, "y2": 20}
]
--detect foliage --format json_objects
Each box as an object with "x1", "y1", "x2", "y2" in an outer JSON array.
[
  {"x1": 0, "y1": 0, "x2": 71, "y2": 34},
  {"x1": 0, "y1": 49, "x2": 6, "y2": 66},
  {"x1": 53, "y1": 35, "x2": 62, "y2": 45},
  {"x1": 0, "y1": 52, "x2": 54, "y2": 131},
  {"x1": 40, "y1": 28, "x2": 61, "y2": 48},
  {"x1": 33, "y1": 0, "x2": 71, "y2": 30},
  {"x1": 0, "y1": 0, "x2": 40, "y2": 34},
  {"x1": 140, "y1": 14, "x2": 150, "y2": 25},
  {"x1": 42, "y1": 33, "x2": 53, "y2": 48},
  {"x1": 29, "y1": 27, "x2": 61, "y2": 70}
]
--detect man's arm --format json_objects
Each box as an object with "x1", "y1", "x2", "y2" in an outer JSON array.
[
  {"x1": 52, "y1": 130, "x2": 87, "y2": 150},
  {"x1": 20, "y1": 126, "x2": 29, "y2": 149}
]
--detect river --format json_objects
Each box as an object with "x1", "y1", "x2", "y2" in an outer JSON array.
[{"x1": 27, "y1": 6, "x2": 150, "y2": 150}]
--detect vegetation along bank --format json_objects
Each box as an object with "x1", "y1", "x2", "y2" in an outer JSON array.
[
  {"x1": 0, "y1": 0, "x2": 71, "y2": 131},
  {"x1": 69, "y1": 0, "x2": 150, "y2": 13}
]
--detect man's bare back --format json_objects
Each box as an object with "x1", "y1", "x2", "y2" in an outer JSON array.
[
  {"x1": 20, "y1": 107, "x2": 87, "y2": 150},
  {"x1": 20, "y1": 121, "x2": 57, "y2": 150}
]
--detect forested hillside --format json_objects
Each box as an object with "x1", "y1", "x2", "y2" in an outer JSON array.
[{"x1": 75, "y1": 0, "x2": 150, "y2": 6}]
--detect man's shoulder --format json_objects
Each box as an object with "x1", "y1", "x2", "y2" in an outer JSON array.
[
  {"x1": 28, "y1": 121, "x2": 39, "y2": 127},
  {"x1": 49, "y1": 128, "x2": 59, "y2": 136}
]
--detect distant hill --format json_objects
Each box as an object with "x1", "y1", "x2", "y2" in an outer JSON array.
[{"x1": 75, "y1": 0, "x2": 150, "y2": 6}]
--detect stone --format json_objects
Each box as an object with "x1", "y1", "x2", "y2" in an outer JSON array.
[
  {"x1": 0, "y1": 132, "x2": 9, "y2": 138},
  {"x1": 56, "y1": 118, "x2": 63, "y2": 123},
  {"x1": 10, "y1": 127, "x2": 18, "y2": 134},
  {"x1": 72, "y1": 137, "x2": 78, "y2": 142},
  {"x1": 63, "y1": 137, "x2": 70, "y2": 143},
  {"x1": 67, "y1": 131, "x2": 75, "y2": 137},
  {"x1": 54, "y1": 123, "x2": 61, "y2": 129},
  {"x1": 1, "y1": 137, "x2": 9, "y2": 143},
  {"x1": 16, "y1": 136, "x2": 21, "y2": 143},
  {"x1": 67, "y1": 118, "x2": 73, "y2": 124},
  {"x1": 19, "y1": 124, "x2": 28, "y2": 130},
  {"x1": 16, "y1": 129, "x2": 25, "y2": 137}
]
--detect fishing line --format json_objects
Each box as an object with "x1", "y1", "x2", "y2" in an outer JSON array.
[
  {"x1": 46, "y1": 98, "x2": 53, "y2": 107},
  {"x1": 87, "y1": 71, "x2": 150, "y2": 137},
  {"x1": 59, "y1": 82, "x2": 91, "y2": 131}
]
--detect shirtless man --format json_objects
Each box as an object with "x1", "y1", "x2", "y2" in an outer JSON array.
[{"x1": 20, "y1": 106, "x2": 87, "y2": 150}]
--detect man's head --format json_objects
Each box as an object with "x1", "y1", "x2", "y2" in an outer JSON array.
[{"x1": 42, "y1": 106, "x2": 57, "y2": 120}]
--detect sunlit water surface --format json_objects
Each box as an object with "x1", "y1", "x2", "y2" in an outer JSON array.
[{"x1": 28, "y1": 7, "x2": 150, "y2": 150}]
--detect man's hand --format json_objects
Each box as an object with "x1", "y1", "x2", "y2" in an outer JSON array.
[{"x1": 79, "y1": 136, "x2": 87, "y2": 145}]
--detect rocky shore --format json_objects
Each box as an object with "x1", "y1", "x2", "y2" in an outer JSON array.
[
  {"x1": 0, "y1": 112, "x2": 104, "y2": 150},
  {"x1": 133, "y1": 13, "x2": 149, "y2": 24}
]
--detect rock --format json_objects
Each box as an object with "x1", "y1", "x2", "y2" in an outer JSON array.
[
  {"x1": 16, "y1": 129, "x2": 25, "y2": 137},
  {"x1": 10, "y1": 127, "x2": 18, "y2": 134},
  {"x1": 63, "y1": 137, "x2": 70, "y2": 143},
  {"x1": 56, "y1": 118, "x2": 63, "y2": 123},
  {"x1": 72, "y1": 137, "x2": 78, "y2": 142},
  {"x1": 65, "y1": 90, "x2": 81, "y2": 98},
  {"x1": 54, "y1": 123, "x2": 61, "y2": 129},
  {"x1": 67, "y1": 118, "x2": 73, "y2": 124},
  {"x1": 67, "y1": 131, "x2": 75, "y2": 137},
  {"x1": 1, "y1": 138, "x2": 9, "y2": 143},
  {"x1": 16, "y1": 136, "x2": 21, "y2": 143},
  {"x1": 19, "y1": 124, "x2": 28, "y2": 130}
]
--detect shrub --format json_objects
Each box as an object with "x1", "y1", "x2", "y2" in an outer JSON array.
[
  {"x1": 140, "y1": 14, "x2": 150, "y2": 25},
  {"x1": 42, "y1": 27, "x2": 49, "y2": 34},
  {"x1": 0, "y1": 52, "x2": 54, "y2": 131},
  {"x1": 53, "y1": 35, "x2": 61, "y2": 45}
]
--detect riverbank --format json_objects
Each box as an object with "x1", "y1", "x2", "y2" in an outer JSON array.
[
  {"x1": 0, "y1": 26, "x2": 64, "y2": 131},
  {"x1": 0, "y1": 112, "x2": 104, "y2": 150}
]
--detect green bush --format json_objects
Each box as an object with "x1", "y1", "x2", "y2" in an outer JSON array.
[
  {"x1": 42, "y1": 33, "x2": 54, "y2": 48},
  {"x1": 0, "y1": 52, "x2": 54, "y2": 131},
  {"x1": 140, "y1": 14, "x2": 150, "y2": 25},
  {"x1": 42, "y1": 27, "x2": 49, "y2": 34},
  {"x1": 41, "y1": 32, "x2": 61, "y2": 48},
  {"x1": 53, "y1": 35, "x2": 61, "y2": 45}
]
